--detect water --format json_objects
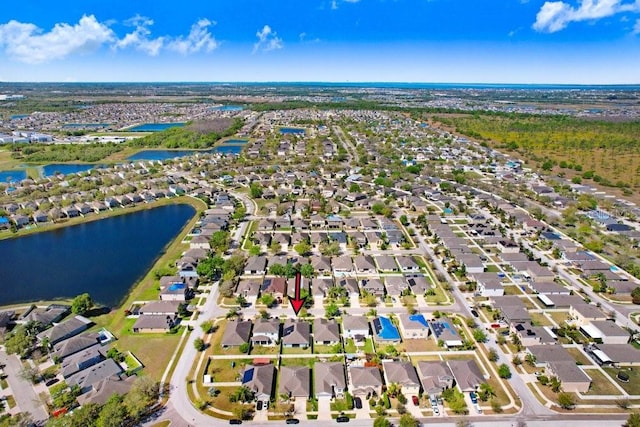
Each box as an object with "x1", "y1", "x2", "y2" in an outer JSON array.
[
  {"x1": 0, "y1": 170, "x2": 27, "y2": 183},
  {"x1": 0, "y1": 204, "x2": 195, "y2": 306},
  {"x1": 127, "y1": 146, "x2": 242, "y2": 161},
  {"x1": 62, "y1": 123, "x2": 110, "y2": 129},
  {"x1": 280, "y1": 127, "x2": 305, "y2": 135},
  {"x1": 211, "y1": 105, "x2": 243, "y2": 111},
  {"x1": 10, "y1": 115, "x2": 29, "y2": 120},
  {"x1": 127, "y1": 123, "x2": 186, "y2": 132},
  {"x1": 42, "y1": 164, "x2": 96, "y2": 177},
  {"x1": 222, "y1": 139, "x2": 248, "y2": 145}
]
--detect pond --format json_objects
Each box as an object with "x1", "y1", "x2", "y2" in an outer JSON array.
[{"x1": 0, "y1": 204, "x2": 195, "y2": 307}]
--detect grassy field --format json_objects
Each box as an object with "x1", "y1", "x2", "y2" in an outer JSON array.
[
  {"x1": 431, "y1": 113, "x2": 640, "y2": 200},
  {"x1": 603, "y1": 367, "x2": 640, "y2": 395},
  {"x1": 583, "y1": 368, "x2": 623, "y2": 396}
]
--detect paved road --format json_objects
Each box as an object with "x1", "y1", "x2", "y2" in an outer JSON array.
[{"x1": 0, "y1": 350, "x2": 49, "y2": 425}]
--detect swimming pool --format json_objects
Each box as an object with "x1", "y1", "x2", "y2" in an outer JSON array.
[{"x1": 373, "y1": 316, "x2": 401, "y2": 340}]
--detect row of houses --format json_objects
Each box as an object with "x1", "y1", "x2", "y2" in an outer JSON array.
[{"x1": 241, "y1": 358, "x2": 485, "y2": 402}]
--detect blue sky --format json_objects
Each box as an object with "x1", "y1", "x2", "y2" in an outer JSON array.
[{"x1": 0, "y1": 0, "x2": 639, "y2": 83}]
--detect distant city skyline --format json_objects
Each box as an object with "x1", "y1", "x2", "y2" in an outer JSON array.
[{"x1": 1, "y1": 0, "x2": 639, "y2": 84}]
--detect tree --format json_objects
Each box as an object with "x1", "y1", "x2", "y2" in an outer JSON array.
[
  {"x1": 319, "y1": 240, "x2": 341, "y2": 256},
  {"x1": 201, "y1": 320, "x2": 214, "y2": 334},
  {"x1": 124, "y1": 376, "x2": 159, "y2": 420},
  {"x1": 19, "y1": 366, "x2": 40, "y2": 384},
  {"x1": 550, "y1": 376, "x2": 562, "y2": 393},
  {"x1": 71, "y1": 293, "x2": 94, "y2": 315},
  {"x1": 299, "y1": 263, "x2": 315, "y2": 279},
  {"x1": 269, "y1": 263, "x2": 286, "y2": 276},
  {"x1": 294, "y1": 241, "x2": 312, "y2": 256},
  {"x1": 472, "y1": 328, "x2": 487, "y2": 343},
  {"x1": 525, "y1": 353, "x2": 537, "y2": 366},
  {"x1": 497, "y1": 363, "x2": 511, "y2": 379},
  {"x1": 260, "y1": 293, "x2": 276, "y2": 308},
  {"x1": 632, "y1": 287, "x2": 640, "y2": 305},
  {"x1": 4, "y1": 325, "x2": 35, "y2": 357},
  {"x1": 269, "y1": 240, "x2": 282, "y2": 255},
  {"x1": 230, "y1": 386, "x2": 254, "y2": 403},
  {"x1": 326, "y1": 303, "x2": 340, "y2": 318},
  {"x1": 398, "y1": 413, "x2": 419, "y2": 427},
  {"x1": 194, "y1": 338, "x2": 206, "y2": 351},
  {"x1": 236, "y1": 295, "x2": 247, "y2": 307},
  {"x1": 249, "y1": 183, "x2": 263, "y2": 199},
  {"x1": 197, "y1": 255, "x2": 225, "y2": 280},
  {"x1": 97, "y1": 395, "x2": 127, "y2": 427},
  {"x1": 490, "y1": 399, "x2": 503, "y2": 413},
  {"x1": 488, "y1": 348, "x2": 499, "y2": 362},
  {"x1": 625, "y1": 413, "x2": 640, "y2": 427},
  {"x1": 557, "y1": 392, "x2": 575, "y2": 409},
  {"x1": 373, "y1": 417, "x2": 391, "y2": 427},
  {"x1": 209, "y1": 230, "x2": 231, "y2": 254},
  {"x1": 239, "y1": 343, "x2": 250, "y2": 354},
  {"x1": 478, "y1": 383, "x2": 495, "y2": 401}
]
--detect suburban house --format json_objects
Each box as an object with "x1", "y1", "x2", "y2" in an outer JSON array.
[
  {"x1": 37, "y1": 315, "x2": 93, "y2": 346},
  {"x1": 384, "y1": 276, "x2": 410, "y2": 298},
  {"x1": 348, "y1": 366, "x2": 384, "y2": 397},
  {"x1": 429, "y1": 319, "x2": 463, "y2": 348},
  {"x1": 139, "y1": 301, "x2": 181, "y2": 316},
  {"x1": 245, "y1": 256, "x2": 268, "y2": 275},
  {"x1": 447, "y1": 359, "x2": 484, "y2": 392},
  {"x1": 314, "y1": 362, "x2": 346, "y2": 399},
  {"x1": 251, "y1": 318, "x2": 281, "y2": 346},
  {"x1": 236, "y1": 279, "x2": 262, "y2": 306},
  {"x1": 282, "y1": 319, "x2": 311, "y2": 348},
  {"x1": 361, "y1": 278, "x2": 385, "y2": 298},
  {"x1": 261, "y1": 277, "x2": 288, "y2": 300},
  {"x1": 397, "y1": 314, "x2": 431, "y2": 340},
  {"x1": 313, "y1": 318, "x2": 341, "y2": 345},
  {"x1": 66, "y1": 358, "x2": 123, "y2": 394},
  {"x1": 546, "y1": 361, "x2": 592, "y2": 393},
  {"x1": 589, "y1": 344, "x2": 640, "y2": 366},
  {"x1": 354, "y1": 255, "x2": 377, "y2": 274},
  {"x1": 375, "y1": 256, "x2": 399, "y2": 272},
  {"x1": 332, "y1": 255, "x2": 354, "y2": 274},
  {"x1": 416, "y1": 361, "x2": 454, "y2": 395},
  {"x1": 396, "y1": 256, "x2": 420, "y2": 273},
  {"x1": 61, "y1": 347, "x2": 106, "y2": 379},
  {"x1": 279, "y1": 366, "x2": 311, "y2": 399},
  {"x1": 580, "y1": 321, "x2": 630, "y2": 345},
  {"x1": 132, "y1": 314, "x2": 178, "y2": 333},
  {"x1": 382, "y1": 361, "x2": 421, "y2": 396},
  {"x1": 569, "y1": 303, "x2": 608, "y2": 326},
  {"x1": 52, "y1": 333, "x2": 101, "y2": 361},
  {"x1": 242, "y1": 363, "x2": 275, "y2": 402},
  {"x1": 221, "y1": 319, "x2": 252, "y2": 348},
  {"x1": 77, "y1": 376, "x2": 136, "y2": 406},
  {"x1": 342, "y1": 315, "x2": 371, "y2": 343}
]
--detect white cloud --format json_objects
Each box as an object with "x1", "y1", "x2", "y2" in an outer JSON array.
[
  {"x1": 166, "y1": 19, "x2": 219, "y2": 55},
  {"x1": 634, "y1": 17, "x2": 640, "y2": 32},
  {"x1": 114, "y1": 15, "x2": 164, "y2": 56},
  {"x1": 253, "y1": 25, "x2": 283, "y2": 53},
  {"x1": 0, "y1": 15, "x2": 114, "y2": 64},
  {"x1": 533, "y1": 0, "x2": 640, "y2": 32}
]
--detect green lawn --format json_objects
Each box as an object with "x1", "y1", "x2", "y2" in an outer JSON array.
[
  {"x1": 314, "y1": 343, "x2": 343, "y2": 354},
  {"x1": 344, "y1": 338, "x2": 357, "y2": 353},
  {"x1": 206, "y1": 358, "x2": 253, "y2": 382},
  {"x1": 584, "y1": 368, "x2": 623, "y2": 396},
  {"x1": 279, "y1": 357, "x2": 316, "y2": 367},
  {"x1": 363, "y1": 338, "x2": 375, "y2": 354},
  {"x1": 603, "y1": 367, "x2": 640, "y2": 395},
  {"x1": 281, "y1": 346, "x2": 312, "y2": 355}
]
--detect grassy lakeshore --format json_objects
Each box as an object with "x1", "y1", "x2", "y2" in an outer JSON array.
[{"x1": 1, "y1": 195, "x2": 207, "y2": 379}]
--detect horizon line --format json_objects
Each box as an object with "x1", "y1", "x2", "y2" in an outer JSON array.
[{"x1": 1, "y1": 81, "x2": 640, "y2": 87}]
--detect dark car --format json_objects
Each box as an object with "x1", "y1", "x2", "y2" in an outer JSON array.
[
  {"x1": 336, "y1": 416, "x2": 350, "y2": 423},
  {"x1": 471, "y1": 309, "x2": 479, "y2": 318},
  {"x1": 229, "y1": 420, "x2": 242, "y2": 425},
  {"x1": 286, "y1": 419, "x2": 300, "y2": 424},
  {"x1": 256, "y1": 401, "x2": 263, "y2": 411},
  {"x1": 354, "y1": 397, "x2": 362, "y2": 409},
  {"x1": 412, "y1": 395, "x2": 419, "y2": 406}
]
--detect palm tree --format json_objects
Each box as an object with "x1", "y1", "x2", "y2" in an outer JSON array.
[
  {"x1": 478, "y1": 382, "x2": 496, "y2": 401},
  {"x1": 525, "y1": 353, "x2": 537, "y2": 366},
  {"x1": 550, "y1": 376, "x2": 562, "y2": 393}
]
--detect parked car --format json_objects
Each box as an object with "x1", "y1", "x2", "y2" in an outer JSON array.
[
  {"x1": 336, "y1": 416, "x2": 350, "y2": 423},
  {"x1": 286, "y1": 419, "x2": 300, "y2": 424},
  {"x1": 470, "y1": 392, "x2": 478, "y2": 404},
  {"x1": 354, "y1": 397, "x2": 362, "y2": 409},
  {"x1": 471, "y1": 309, "x2": 479, "y2": 318},
  {"x1": 229, "y1": 420, "x2": 242, "y2": 425},
  {"x1": 433, "y1": 407, "x2": 440, "y2": 416},
  {"x1": 256, "y1": 401, "x2": 263, "y2": 411},
  {"x1": 412, "y1": 396, "x2": 419, "y2": 406}
]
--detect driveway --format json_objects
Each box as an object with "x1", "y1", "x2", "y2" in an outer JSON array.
[
  {"x1": 293, "y1": 397, "x2": 306, "y2": 416},
  {"x1": 0, "y1": 350, "x2": 49, "y2": 424},
  {"x1": 317, "y1": 396, "x2": 332, "y2": 420},
  {"x1": 353, "y1": 395, "x2": 370, "y2": 419}
]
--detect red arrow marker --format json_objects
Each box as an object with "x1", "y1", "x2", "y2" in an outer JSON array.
[{"x1": 290, "y1": 272, "x2": 305, "y2": 315}]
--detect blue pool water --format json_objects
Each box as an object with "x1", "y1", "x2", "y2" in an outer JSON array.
[
  {"x1": 168, "y1": 283, "x2": 186, "y2": 291},
  {"x1": 42, "y1": 164, "x2": 96, "y2": 177},
  {"x1": 373, "y1": 316, "x2": 401, "y2": 340},
  {"x1": 409, "y1": 314, "x2": 429, "y2": 328},
  {"x1": 443, "y1": 208, "x2": 453, "y2": 214},
  {"x1": 0, "y1": 170, "x2": 27, "y2": 183},
  {"x1": 127, "y1": 123, "x2": 186, "y2": 132},
  {"x1": 280, "y1": 127, "x2": 305, "y2": 135},
  {"x1": 211, "y1": 105, "x2": 243, "y2": 111},
  {"x1": 10, "y1": 115, "x2": 29, "y2": 120}
]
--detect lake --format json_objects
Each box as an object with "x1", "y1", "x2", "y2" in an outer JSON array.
[
  {"x1": 222, "y1": 139, "x2": 248, "y2": 145},
  {"x1": 127, "y1": 146, "x2": 242, "y2": 161},
  {"x1": 42, "y1": 164, "x2": 98, "y2": 177},
  {"x1": 280, "y1": 127, "x2": 305, "y2": 135},
  {"x1": 127, "y1": 123, "x2": 186, "y2": 132},
  {"x1": 211, "y1": 105, "x2": 243, "y2": 111},
  {"x1": 0, "y1": 204, "x2": 195, "y2": 307},
  {"x1": 0, "y1": 170, "x2": 27, "y2": 183}
]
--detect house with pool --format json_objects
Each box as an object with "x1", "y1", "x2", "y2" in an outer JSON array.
[{"x1": 371, "y1": 316, "x2": 401, "y2": 344}]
